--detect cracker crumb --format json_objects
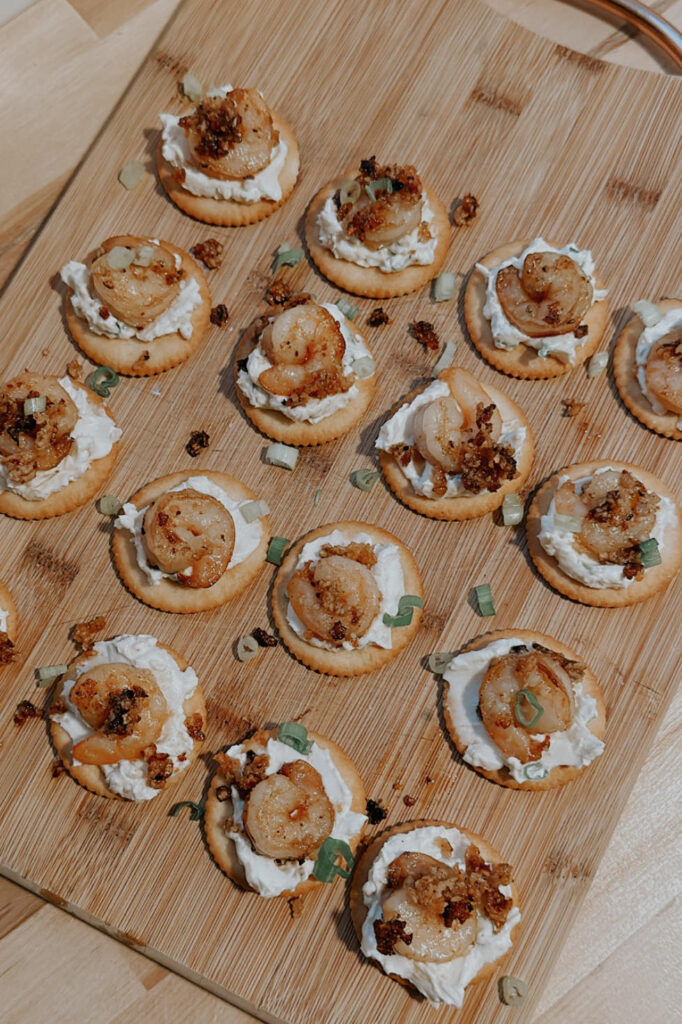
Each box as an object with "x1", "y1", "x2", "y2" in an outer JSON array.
[
  {"x1": 287, "y1": 896, "x2": 304, "y2": 919},
  {"x1": 66, "y1": 358, "x2": 82, "y2": 380},
  {"x1": 186, "y1": 430, "x2": 210, "y2": 457},
  {"x1": 41, "y1": 347, "x2": 49, "y2": 358},
  {"x1": 562, "y1": 398, "x2": 586, "y2": 418},
  {"x1": 403, "y1": 794, "x2": 417, "y2": 807},
  {"x1": 191, "y1": 238, "x2": 224, "y2": 269},
  {"x1": 392, "y1": 781, "x2": 403, "y2": 791},
  {"x1": 410, "y1": 320, "x2": 440, "y2": 350},
  {"x1": 367, "y1": 307, "x2": 390, "y2": 328},
  {"x1": 453, "y1": 193, "x2": 479, "y2": 226},
  {"x1": 14, "y1": 700, "x2": 39, "y2": 727},
  {"x1": 210, "y1": 303, "x2": 229, "y2": 327},
  {"x1": 71, "y1": 615, "x2": 106, "y2": 650}
]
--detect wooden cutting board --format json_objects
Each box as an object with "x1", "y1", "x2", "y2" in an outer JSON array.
[{"x1": 0, "y1": 2, "x2": 679, "y2": 1022}]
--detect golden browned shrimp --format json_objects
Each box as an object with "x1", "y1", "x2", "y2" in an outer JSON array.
[
  {"x1": 340, "y1": 159, "x2": 423, "y2": 249},
  {"x1": 555, "y1": 469, "x2": 658, "y2": 571},
  {"x1": 496, "y1": 252, "x2": 593, "y2": 337},
  {"x1": 413, "y1": 368, "x2": 503, "y2": 472},
  {"x1": 142, "y1": 488, "x2": 235, "y2": 588},
  {"x1": 258, "y1": 304, "x2": 347, "y2": 399},
  {"x1": 645, "y1": 328, "x2": 682, "y2": 415},
  {"x1": 479, "y1": 646, "x2": 580, "y2": 763},
  {"x1": 70, "y1": 663, "x2": 168, "y2": 765},
  {"x1": 180, "y1": 88, "x2": 278, "y2": 180},
  {"x1": 0, "y1": 373, "x2": 78, "y2": 484},
  {"x1": 288, "y1": 547, "x2": 381, "y2": 645},
  {"x1": 91, "y1": 242, "x2": 181, "y2": 326},
  {"x1": 242, "y1": 759, "x2": 334, "y2": 860}
]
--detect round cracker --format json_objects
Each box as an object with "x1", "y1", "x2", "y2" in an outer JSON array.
[
  {"x1": 272, "y1": 520, "x2": 424, "y2": 676},
  {"x1": 205, "y1": 727, "x2": 366, "y2": 898},
  {"x1": 350, "y1": 819, "x2": 521, "y2": 999},
  {"x1": 64, "y1": 235, "x2": 211, "y2": 376},
  {"x1": 464, "y1": 240, "x2": 608, "y2": 379},
  {"x1": 234, "y1": 313, "x2": 376, "y2": 445},
  {"x1": 442, "y1": 629, "x2": 606, "y2": 791},
  {"x1": 49, "y1": 642, "x2": 206, "y2": 800},
  {"x1": 156, "y1": 114, "x2": 299, "y2": 226},
  {"x1": 526, "y1": 460, "x2": 682, "y2": 607},
  {"x1": 378, "y1": 370, "x2": 534, "y2": 520},
  {"x1": 613, "y1": 298, "x2": 682, "y2": 441},
  {"x1": 0, "y1": 580, "x2": 19, "y2": 645},
  {"x1": 112, "y1": 471, "x2": 270, "y2": 613},
  {"x1": 0, "y1": 383, "x2": 119, "y2": 520},
  {"x1": 305, "y1": 174, "x2": 450, "y2": 298}
]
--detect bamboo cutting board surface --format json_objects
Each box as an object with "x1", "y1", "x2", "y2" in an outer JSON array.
[{"x1": 0, "y1": 1, "x2": 680, "y2": 1022}]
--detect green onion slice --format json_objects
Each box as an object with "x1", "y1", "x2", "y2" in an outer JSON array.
[
  {"x1": 90, "y1": 366, "x2": 120, "y2": 398},
  {"x1": 274, "y1": 244, "x2": 304, "y2": 271},
  {"x1": 639, "y1": 537, "x2": 662, "y2": 568},
  {"x1": 382, "y1": 611, "x2": 414, "y2": 628},
  {"x1": 586, "y1": 351, "x2": 608, "y2": 378},
  {"x1": 236, "y1": 636, "x2": 259, "y2": 662},
  {"x1": 351, "y1": 356, "x2": 376, "y2": 379},
  {"x1": 428, "y1": 651, "x2": 455, "y2": 674},
  {"x1": 265, "y1": 442, "x2": 299, "y2": 470},
  {"x1": 170, "y1": 801, "x2": 204, "y2": 820},
  {"x1": 501, "y1": 493, "x2": 523, "y2": 526},
  {"x1": 350, "y1": 468, "x2": 380, "y2": 491},
  {"x1": 633, "y1": 299, "x2": 662, "y2": 328},
  {"x1": 312, "y1": 837, "x2": 354, "y2": 882},
  {"x1": 398, "y1": 594, "x2": 423, "y2": 614},
  {"x1": 23, "y1": 395, "x2": 46, "y2": 416},
  {"x1": 499, "y1": 976, "x2": 528, "y2": 1007},
  {"x1": 267, "y1": 536, "x2": 290, "y2": 565},
  {"x1": 433, "y1": 340, "x2": 457, "y2": 375},
  {"x1": 36, "y1": 664, "x2": 68, "y2": 686},
  {"x1": 339, "y1": 179, "x2": 362, "y2": 205},
  {"x1": 365, "y1": 177, "x2": 393, "y2": 202},
  {"x1": 554, "y1": 513, "x2": 582, "y2": 533},
  {"x1": 277, "y1": 721, "x2": 313, "y2": 755},
  {"x1": 313, "y1": 488, "x2": 322, "y2": 506},
  {"x1": 475, "y1": 583, "x2": 495, "y2": 617},
  {"x1": 336, "y1": 298, "x2": 359, "y2": 321},
  {"x1": 431, "y1": 272, "x2": 457, "y2": 303},
  {"x1": 514, "y1": 689, "x2": 544, "y2": 728},
  {"x1": 118, "y1": 161, "x2": 144, "y2": 190},
  {"x1": 97, "y1": 494, "x2": 123, "y2": 516},
  {"x1": 523, "y1": 762, "x2": 549, "y2": 781},
  {"x1": 240, "y1": 499, "x2": 270, "y2": 523},
  {"x1": 181, "y1": 72, "x2": 203, "y2": 102},
  {"x1": 132, "y1": 245, "x2": 156, "y2": 267},
  {"x1": 105, "y1": 246, "x2": 135, "y2": 271}
]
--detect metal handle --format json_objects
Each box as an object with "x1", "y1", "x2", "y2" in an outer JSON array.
[{"x1": 585, "y1": 0, "x2": 682, "y2": 70}]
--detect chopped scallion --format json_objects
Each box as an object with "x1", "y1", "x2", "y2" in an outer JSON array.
[
  {"x1": 240, "y1": 499, "x2": 270, "y2": 523},
  {"x1": 236, "y1": 636, "x2": 259, "y2": 662},
  {"x1": 339, "y1": 179, "x2": 361, "y2": 205},
  {"x1": 23, "y1": 395, "x2": 46, "y2": 416},
  {"x1": 277, "y1": 721, "x2": 313, "y2": 755},
  {"x1": 499, "y1": 976, "x2": 528, "y2": 1006},
  {"x1": 132, "y1": 245, "x2": 156, "y2": 267},
  {"x1": 313, "y1": 488, "x2": 322, "y2": 506},
  {"x1": 336, "y1": 298, "x2": 359, "y2": 321},
  {"x1": 398, "y1": 594, "x2": 423, "y2": 614},
  {"x1": 382, "y1": 611, "x2": 413, "y2": 628},
  {"x1": 97, "y1": 495, "x2": 123, "y2": 516},
  {"x1": 267, "y1": 536, "x2": 290, "y2": 565},
  {"x1": 428, "y1": 651, "x2": 454, "y2": 674},
  {"x1": 586, "y1": 351, "x2": 608, "y2": 378},
  {"x1": 35, "y1": 664, "x2": 68, "y2": 686},
  {"x1": 474, "y1": 583, "x2": 495, "y2": 617},
  {"x1": 639, "y1": 537, "x2": 662, "y2": 568},
  {"x1": 274, "y1": 244, "x2": 304, "y2": 271},
  {"x1": 105, "y1": 246, "x2": 135, "y2": 271},
  {"x1": 89, "y1": 366, "x2": 120, "y2": 398},
  {"x1": 350, "y1": 468, "x2": 380, "y2": 492},
  {"x1": 554, "y1": 513, "x2": 581, "y2": 533},
  {"x1": 265, "y1": 442, "x2": 299, "y2": 470},
  {"x1": 514, "y1": 689, "x2": 544, "y2": 728},
  {"x1": 351, "y1": 356, "x2": 376, "y2": 379},
  {"x1": 365, "y1": 177, "x2": 393, "y2": 202},
  {"x1": 384, "y1": 596, "x2": 422, "y2": 628},
  {"x1": 181, "y1": 72, "x2": 203, "y2": 102},
  {"x1": 431, "y1": 272, "x2": 456, "y2": 303},
  {"x1": 501, "y1": 493, "x2": 523, "y2": 526},
  {"x1": 312, "y1": 837, "x2": 354, "y2": 882},
  {"x1": 633, "y1": 299, "x2": 662, "y2": 328},
  {"x1": 170, "y1": 801, "x2": 204, "y2": 820},
  {"x1": 523, "y1": 762, "x2": 548, "y2": 781},
  {"x1": 118, "y1": 161, "x2": 144, "y2": 190},
  {"x1": 433, "y1": 340, "x2": 457, "y2": 374}
]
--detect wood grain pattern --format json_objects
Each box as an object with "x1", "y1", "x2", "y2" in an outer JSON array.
[{"x1": 0, "y1": 2, "x2": 680, "y2": 1023}]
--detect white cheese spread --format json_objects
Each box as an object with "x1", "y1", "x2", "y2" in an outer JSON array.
[
  {"x1": 285, "y1": 529, "x2": 405, "y2": 651},
  {"x1": 442, "y1": 637, "x2": 604, "y2": 783},
  {"x1": 316, "y1": 194, "x2": 437, "y2": 272},
  {"x1": 476, "y1": 238, "x2": 608, "y2": 364},
  {"x1": 0, "y1": 377, "x2": 121, "y2": 501},
  {"x1": 539, "y1": 467, "x2": 676, "y2": 588},
  {"x1": 51, "y1": 634, "x2": 199, "y2": 801},
  {"x1": 160, "y1": 84, "x2": 287, "y2": 203},
  {"x1": 361, "y1": 825, "x2": 521, "y2": 1006},
  {"x1": 236, "y1": 303, "x2": 373, "y2": 423},
  {"x1": 375, "y1": 378, "x2": 526, "y2": 498},
  {"x1": 226, "y1": 736, "x2": 366, "y2": 898},
  {"x1": 115, "y1": 475, "x2": 263, "y2": 586},
  {"x1": 634, "y1": 306, "x2": 682, "y2": 426},
  {"x1": 0, "y1": 608, "x2": 8, "y2": 633}
]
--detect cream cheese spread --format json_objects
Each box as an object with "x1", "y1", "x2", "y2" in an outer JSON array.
[
  {"x1": 634, "y1": 307, "x2": 682, "y2": 426},
  {"x1": 0, "y1": 608, "x2": 8, "y2": 633},
  {"x1": 539, "y1": 467, "x2": 676, "y2": 588},
  {"x1": 360, "y1": 825, "x2": 521, "y2": 1006},
  {"x1": 51, "y1": 634, "x2": 199, "y2": 801},
  {"x1": 115, "y1": 475, "x2": 263, "y2": 587},
  {"x1": 0, "y1": 377, "x2": 121, "y2": 501},
  {"x1": 60, "y1": 252, "x2": 202, "y2": 342},
  {"x1": 476, "y1": 238, "x2": 608, "y2": 364},
  {"x1": 160, "y1": 84, "x2": 287, "y2": 203},
  {"x1": 316, "y1": 194, "x2": 436, "y2": 272},
  {"x1": 442, "y1": 637, "x2": 604, "y2": 783},
  {"x1": 375, "y1": 378, "x2": 526, "y2": 498},
  {"x1": 236, "y1": 303, "x2": 373, "y2": 423},
  {"x1": 285, "y1": 529, "x2": 405, "y2": 651},
  {"x1": 226, "y1": 736, "x2": 366, "y2": 898}
]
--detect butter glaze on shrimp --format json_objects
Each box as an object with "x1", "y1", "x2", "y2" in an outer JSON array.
[
  {"x1": 0, "y1": 374, "x2": 78, "y2": 484},
  {"x1": 288, "y1": 544, "x2": 381, "y2": 645},
  {"x1": 180, "y1": 88, "x2": 278, "y2": 180},
  {"x1": 339, "y1": 159, "x2": 423, "y2": 249},
  {"x1": 91, "y1": 243, "x2": 181, "y2": 326},
  {"x1": 242, "y1": 759, "x2": 334, "y2": 860},
  {"x1": 496, "y1": 251, "x2": 593, "y2": 337},
  {"x1": 142, "y1": 488, "x2": 235, "y2": 588},
  {"x1": 257, "y1": 303, "x2": 348, "y2": 399},
  {"x1": 645, "y1": 328, "x2": 682, "y2": 415}
]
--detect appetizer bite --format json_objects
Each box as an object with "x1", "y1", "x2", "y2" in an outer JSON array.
[
  {"x1": 351, "y1": 821, "x2": 521, "y2": 1007},
  {"x1": 613, "y1": 298, "x2": 682, "y2": 440},
  {"x1": 49, "y1": 633, "x2": 205, "y2": 800},
  {"x1": 0, "y1": 581, "x2": 18, "y2": 666},
  {"x1": 376, "y1": 366, "x2": 533, "y2": 519},
  {"x1": 272, "y1": 521, "x2": 424, "y2": 676},
  {"x1": 464, "y1": 238, "x2": 608, "y2": 378},
  {"x1": 113, "y1": 471, "x2": 270, "y2": 612},
  {"x1": 235, "y1": 299, "x2": 376, "y2": 445},
  {"x1": 305, "y1": 156, "x2": 450, "y2": 297},
  {"x1": 205, "y1": 723, "x2": 366, "y2": 898},
  {"x1": 441, "y1": 630, "x2": 605, "y2": 789},
  {"x1": 0, "y1": 372, "x2": 120, "y2": 518},
  {"x1": 60, "y1": 235, "x2": 211, "y2": 375},
  {"x1": 157, "y1": 84, "x2": 299, "y2": 225},
  {"x1": 527, "y1": 461, "x2": 681, "y2": 606}
]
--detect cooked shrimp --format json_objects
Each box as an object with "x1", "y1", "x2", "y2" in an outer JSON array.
[
  {"x1": 180, "y1": 88, "x2": 278, "y2": 180},
  {"x1": 70, "y1": 663, "x2": 167, "y2": 765},
  {"x1": 142, "y1": 488, "x2": 235, "y2": 588},
  {"x1": 413, "y1": 367, "x2": 502, "y2": 472},
  {"x1": 496, "y1": 252, "x2": 593, "y2": 337},
  {"x1": 91, "y1": 242, "x2": 181, "y2": 326},
  {"x1": 645, "y1": 329, "x2": 682, "y2": 415},
  {"x1": 242, "y1": 759, "x2": 334, "y2": 860},
  {"x1": 341, "y1": 160, "x2": 423, "y2": 249},
  {"x1": 257, "y1": 304, "x2": 347, "y2": 398},
  {"x1": 288, "y1": 550, "x2": 381, "y2": 645},
  {"x1": 555, "y1": 469, "x2": 658, "y2": 568},
  {"x1": 0, "y1": 374, "x2": 78, "y2": 484}
]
